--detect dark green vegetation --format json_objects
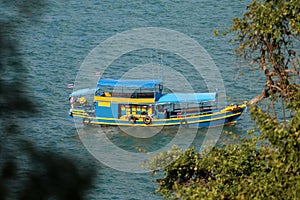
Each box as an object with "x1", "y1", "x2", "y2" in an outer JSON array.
[
  {"x1": 0, "y1": 1, "x2": 95, "y2": 199},
  {"x1": 148, "y1": 0, "x2": 300, "y2": 199}
]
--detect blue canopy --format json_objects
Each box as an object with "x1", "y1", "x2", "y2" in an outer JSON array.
[
  {"x1": 69, "y1": 88, "x2": 97, "y2": 97},
  {"x1": 157, "y1": 93, "x2": 216, "y2": 104},
  {"x1": 97, "y1": 79, "x2": 162, "y2": 89}
]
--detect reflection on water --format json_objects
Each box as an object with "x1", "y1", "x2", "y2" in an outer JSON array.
[
  {"x1": 76, "y1": 124, "x2": 195, "y2": 172},
  {"x1": 74, "y1": 122, "x2": 248, "y2": 173},
  {"x1": 77, "y1": 122, "x2": 248, "y2": 152}
]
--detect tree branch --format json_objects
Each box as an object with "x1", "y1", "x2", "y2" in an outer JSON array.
[
  {"x1": 249, "y1": 86, "x2": 270, "y2": 105},
  {"x1": 269, "y1": 69, "x2": 300, "y2": 77},
  {"x1": 283, "y1": 69, "x2": 300, "y2": 76}
]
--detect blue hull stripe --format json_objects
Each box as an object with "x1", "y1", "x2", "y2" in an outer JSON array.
[{"x1": 72, "y1": 108, "x2": 244, "y2": 127}]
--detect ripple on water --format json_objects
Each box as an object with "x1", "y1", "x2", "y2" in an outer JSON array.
[{"x1": 17, "y1": 0, "x2": 252, "y2": 199}]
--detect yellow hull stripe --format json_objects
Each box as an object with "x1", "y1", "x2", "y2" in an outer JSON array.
[
  {"x1": 72, "y1": 106, "x2": 245, "y2": 122},
  {"x1": 72, "y1": 111, "x2": 242, "y2": 126},
  {"x1": 94, "y1": 96, "x2": 155, "y2": 104}
]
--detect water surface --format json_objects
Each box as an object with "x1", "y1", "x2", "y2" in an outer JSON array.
[{"x1": 14, "y1": 0, "x2": 262, "y2": 199}]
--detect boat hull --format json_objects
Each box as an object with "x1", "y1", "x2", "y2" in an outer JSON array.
[{"x1": 70, "y1": 105, "x2": 245, "y2": 128}]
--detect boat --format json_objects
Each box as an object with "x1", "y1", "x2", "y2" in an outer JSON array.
[{"x1": 68, "y1": 78, "x2": 246, "y2": 127}]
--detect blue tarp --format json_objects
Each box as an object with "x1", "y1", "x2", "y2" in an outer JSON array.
[
  {"x1": 157, "y1": 93, "x2": 216, "y2": 103},
  {"x1": 69, "y1": 88, "x2": 97, "y2": 97},
  {"x1": 97, "y1": 79, "x2": 162, "y2": 89}
]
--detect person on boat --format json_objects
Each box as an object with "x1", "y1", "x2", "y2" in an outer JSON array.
[
  {"x1": 69, "y1": 96, "x2": 74, "y2": 108},
  {"x1": 164, "y1": 109, "x2": 170, "y2": 119}
]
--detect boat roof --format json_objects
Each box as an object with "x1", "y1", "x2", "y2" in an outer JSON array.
[
  {"x1": 157, "y1": 93, "x2": 216, "y2": 104},
  {"x1": 69, "y1": 88, "x2": 97, "y2": 97},
  {"x1": 97, "y1": 79, "x2": 162, "y2": 89}
]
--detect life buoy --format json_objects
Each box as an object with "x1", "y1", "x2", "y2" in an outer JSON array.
[
  {"x1": 79, "y1": 97, "x2": 87, "y2": 105},
  {"x1": 129, "y1": 115, "x2": 136, "y2": 124},
  {"x1": 83, "y1": 118, "x2": 91, "y2": 124},
  {"x1": 180, "y1": 119, "x2": 188, "y2": 127},
  {"x1": 143, "y1": 116, "x2": 152, "y2": 125}
]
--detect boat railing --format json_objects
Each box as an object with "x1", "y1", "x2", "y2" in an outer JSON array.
[
  {"x1": 131, "y1": 92, "x2": 155, "y2": 98},
  {"x1": 169, "y1": 106, "x2": 218, "y2": 118},
  {"x1": 72, "y1": 102, "x2": 95, "y2": 112},
  {"x1": 102, "y1": 92, "x2": 155, "y2": 98}
]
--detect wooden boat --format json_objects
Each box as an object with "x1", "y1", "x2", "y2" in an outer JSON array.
[{"x1": 68, "y1": 79, "x2": 246, "y2": 127}]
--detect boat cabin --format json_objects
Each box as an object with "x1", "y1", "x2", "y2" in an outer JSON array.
[
  {"x1": 94, "y1": 79, "x2": 163, "y2": 120},
  {"x1": 155, "y1": 93, "x2": 217, "y2": 119}
]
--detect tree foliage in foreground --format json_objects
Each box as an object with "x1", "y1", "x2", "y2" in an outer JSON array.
[
  {"x1": 148, "y1": 0, "x2": 300, "y2": 199},
  {"x1": 149, "y1": 112, "x2": 300, "y2": 199}
]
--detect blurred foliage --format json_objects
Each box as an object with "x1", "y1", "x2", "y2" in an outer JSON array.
[
  {"x1": 0, "y1": 0, "x2": 95, "y2": 199},
  {"x1": 148, "y1": 0, "x2": 300, "y2": 199}
]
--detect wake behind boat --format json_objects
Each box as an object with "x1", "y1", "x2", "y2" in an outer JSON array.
[{"x1": 68, "y1": 79, "x2": 246, "y2": 127}]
